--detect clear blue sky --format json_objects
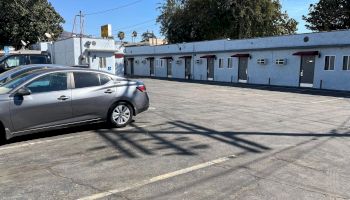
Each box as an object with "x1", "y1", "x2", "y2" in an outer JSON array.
[{"x1": 48, "y1": 0, "x2": 318, "y2": 42}]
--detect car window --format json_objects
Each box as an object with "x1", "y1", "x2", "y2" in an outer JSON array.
[
  {"x1": 0, "y1": 73, "x2": 37, "y2": 94},
  {"x1": 10, "y1": 67, "x2": 43, "y2": 80},
  {"x1": 29, "y1": 56, "x2": 47, "y2": 64},
  {"x1": 26, "y1": 73, "x2": 68, "y2": 94},
  {"x1": 73, "y1": 72, "x2": 100, "y2": 88},
  {"x1": 5, "y1": 56, "x2": 26, "y2": 68},
  {"x1": 0, "y1": 66, "x2": 23, "y2": 80},
  {"x1": 99, "y1": 74, "x2": 112, "y2": 85}
]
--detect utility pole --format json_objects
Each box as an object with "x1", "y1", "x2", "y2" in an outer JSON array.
[{"x1": 78, "y1": 10, "x2": 84, "y2": 64}]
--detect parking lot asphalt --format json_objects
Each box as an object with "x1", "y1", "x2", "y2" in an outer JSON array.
[{"x1": 1, "y1": 78, "x2": 350, "y2": 200}]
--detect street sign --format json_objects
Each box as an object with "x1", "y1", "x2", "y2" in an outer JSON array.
[{"x1": 4, "y1": 46, "x2": 10, "y2": 56}]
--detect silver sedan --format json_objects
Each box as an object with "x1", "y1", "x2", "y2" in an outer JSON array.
[{"x1": 0, "y1": 67, "x2": 149, "y2": 142}]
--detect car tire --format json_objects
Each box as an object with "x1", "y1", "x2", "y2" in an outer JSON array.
[
  {"x1": 0, "y1": 131, "x2": 6, "y2": 145},
  {"x1": 109, "y1": 102, "x2": 133, "y2": 128}
]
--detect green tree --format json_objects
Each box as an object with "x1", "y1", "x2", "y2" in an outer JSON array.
[
  {"x1": 0, "y1": 0, "x2": 64, "y2": 48},
  {"x1": 157, "y1": 0, "x2": 298, "y2": 43},
  {"x1": 117, "y1": 31, "x2": 125, "y2": 41},
  {"x1": 141, "y1": 31, "x2": 156, "y2": 42},
  {"x1": 303, "y1": 0, "x2": 350, "y2": 31}
]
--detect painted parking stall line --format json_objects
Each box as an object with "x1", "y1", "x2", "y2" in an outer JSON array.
[
  {"x1": 78, "y1": 154, "x2": 237, "y2": 200},
  {"x1": 310, "y1": 98, "x2": 344, "y2": 104}
]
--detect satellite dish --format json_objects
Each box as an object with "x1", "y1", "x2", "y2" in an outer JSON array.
[
  {"x1": 92, "y1": 41, "x2": 96, "y2": 46},
  {"x1": 45, "y1": 33, "x2": 52, "y2": 39},
  {"x1": 21, "y1": 40, "x2": 27, "y2": 46}
]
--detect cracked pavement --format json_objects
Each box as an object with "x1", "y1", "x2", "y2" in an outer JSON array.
[{"x1": 1, "y1": 78, "x2": 350, "y2": 200}]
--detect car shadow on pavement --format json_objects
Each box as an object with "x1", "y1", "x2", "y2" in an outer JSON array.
[{"x1": 92, "y1": 120, "x2": 350, "y2": 164}]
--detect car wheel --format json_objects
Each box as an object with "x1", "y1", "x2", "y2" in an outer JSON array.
[
  {"x1": 0, "y1": 131, "x2": 6, "y2": 145},
  {"x1": 109, "y1": 102, "x2": 133, "y2": 128}
]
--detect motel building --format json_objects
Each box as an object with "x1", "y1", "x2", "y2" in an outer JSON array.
[{"x1": 124, "y1": 30, "x2": 350, "y2": 91}]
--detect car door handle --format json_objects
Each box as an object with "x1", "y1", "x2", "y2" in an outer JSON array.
[
  {"x1": 57, "y1": 95, "x2": 70, "y2": 101},
  {"x1": 104, "y1": 89, "x2": 114, "y2": 94}
]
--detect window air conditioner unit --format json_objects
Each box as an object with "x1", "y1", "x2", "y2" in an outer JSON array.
[
  {"x1": 141, "y1": 60, "x2": 147, "y2": 64},
  {"x1": 275, "y1": 59, "x2": 287, "y2": 65},
  {"x1": 176, "y1": 60, "x2": 182, "y2": 64},
  {"x1": 135, "y1": 60, "x2": 139, "y2": 64},
  {"x1": 196, "y1": 59, "x2": 202, "y2": 64},
  {"x1": 257, "y1": 59, "x2": 267, "y2": 65}
]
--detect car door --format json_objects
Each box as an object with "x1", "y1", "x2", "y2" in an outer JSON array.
[
  {"x1": 71, "y1": 72, "x2": 116, "y2": 121},
  {"x1": 10, "y1": 72, "x2": 72, "y2": 132}
]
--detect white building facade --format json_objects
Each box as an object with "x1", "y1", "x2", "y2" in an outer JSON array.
[
  {"x1": 125, "y1": 30, "x2": 350, "y2": 91},
  {"x1": 53, "y1": 37, "x2": 117, "y2": 74}
]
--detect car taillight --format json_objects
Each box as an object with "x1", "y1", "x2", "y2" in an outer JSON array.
[{"x1": 137, "y1": 85, "x2": 146, "y2": 92}]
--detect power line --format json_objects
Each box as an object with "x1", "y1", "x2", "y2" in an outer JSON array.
[
  {"x1": 114, "y1": 19, "x2": 157, "y2": 31},
  {"x1": 123, "y1": 24, "x2": 159, "y2": 33},
  {"x1": 85, "y1": 0, "x2": 144, "y2": 16}
]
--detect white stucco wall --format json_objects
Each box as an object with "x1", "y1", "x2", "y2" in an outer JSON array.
[
  {"x1": 53, "y1": 37, "x2": 116, "y2": 74},
  {"x1": 125, "y1": 30, "x2": 350, "y2": 91},
  {"x1": 313, "y1": 47, "x2": 350, "y2": 91}
]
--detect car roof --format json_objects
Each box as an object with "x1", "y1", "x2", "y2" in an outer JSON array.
[
  {"x1": 23, "y1": 64, "x2": 67, "y2": 68},
  {"x1": 25, "y1": 66, "x2": 119, "y2": 77}
]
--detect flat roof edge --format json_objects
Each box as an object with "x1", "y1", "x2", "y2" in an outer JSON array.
[{"x1": 125, "y1": 44, "x2": 350, "y2": 57}]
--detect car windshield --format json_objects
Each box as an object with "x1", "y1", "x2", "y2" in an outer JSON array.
[
  {"x1": 0, "y1": 72, "x2": 37, "y2": 95},
  {"x1": 0, "y1": 55, "x2": 7, "y2": 62},
  {"x1": 0, "y1": 66, "x2": 47, "y2": 86},
  {"x1": 0, "y1": 66, "x2": 24, "y2": 79}
]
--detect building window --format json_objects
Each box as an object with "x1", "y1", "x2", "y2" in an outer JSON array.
[
  {"x1": 99, "y1": 57, "x2": 107, "y2": 68},
  {"x1": 257, "y1": 59, "x2": 267, "y2": 65},
  {"x1": 227, "y1": 58, "x2": 233, "y2": 68},
  {"x1": 218, "y1": 58, "x2": 224, "y2": 68},
  {"x1": 343, "y1": 56, "x2": 350, "y2": 70},
  {"x1": 324, "y1": 56, "x2": 335, "y2": 70},
  {"x1": 275, "y1": 59, "x2": 286, "y2": 65}
]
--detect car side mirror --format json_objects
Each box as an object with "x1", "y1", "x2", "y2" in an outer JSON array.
[{"x1": 16, "y1": 87, "x2": 31, "y2": 96}]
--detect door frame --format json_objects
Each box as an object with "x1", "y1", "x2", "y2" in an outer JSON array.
[
  {"x1": 166, "y1": 59, "x2": 172, "y2": 77},
  {"x1": 298, "y1": 55, "x2": 316, "y2": 87},
  {"x1": 238, "y1": 57, "x2": 248, "y2": 83},
  {"x1": 185, "y1": 58, "x2": 191, "y2": 79},
  {"x1": 149, "y1": 58, "x2": 155, "y2": 76},
  {"x1": 207, "y1": 58, "x2": 215, "y2": 80}
]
